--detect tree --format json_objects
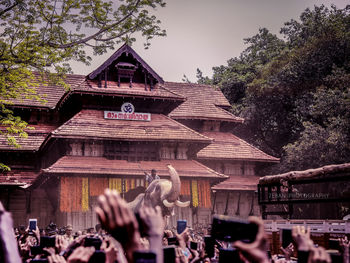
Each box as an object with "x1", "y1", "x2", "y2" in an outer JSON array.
[
  {"x1": 0, "y1": 0, "x2": 166, "y2": 170},
  {"x1": 199, "y1": 5, "x2": 350, "y2": 173}
]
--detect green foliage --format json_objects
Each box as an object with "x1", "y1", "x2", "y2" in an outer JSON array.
[
  {"x1": 0, "y1": 0, "x2": 166, "y2": 170},
  {"x1": 199, "y1": 5, "x2": 350, "y2": 173}
]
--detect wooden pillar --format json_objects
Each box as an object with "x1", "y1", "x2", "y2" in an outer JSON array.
[
  {"x1": 211, "y1": 191, "x2": 217, "y2": 215},
  {"x1": 144, "y1": 72, "x2": 148, "y2": 91},
  {"x1": 104, "y1": 69, "x2": 108, "y2": 88},
  {"x1": 25, "y1": 190, "x2": 32, "y2": 214},
  {"x1": 98, "y1": 74, "x2": 102, "y2": 88},
  {"x1": 224, "y1": 192, "x2": 230, "y2": 215},
  {"x1": 288, "y1": 184, "x2": 293, "y2": 219},
  {"x1": 235, "y1": 193, "x2": 241, "y2": 216}
]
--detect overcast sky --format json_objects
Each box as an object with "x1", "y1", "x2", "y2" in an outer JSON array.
[{"x1": 71, "y1": 0, "x2": 349, "y2": 82}]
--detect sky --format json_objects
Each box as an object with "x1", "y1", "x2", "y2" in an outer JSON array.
[{"x1": 71, "y1": 0, "x2": 349, "y2": 82}]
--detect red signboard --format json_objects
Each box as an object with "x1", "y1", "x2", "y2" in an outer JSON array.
[{"x1": 104, "y1": 111, "x2": 151, "y2": 121}]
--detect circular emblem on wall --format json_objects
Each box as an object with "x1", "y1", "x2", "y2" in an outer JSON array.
[{"x1": 121, "y1": 102, "x2": 135, "y2": 113}]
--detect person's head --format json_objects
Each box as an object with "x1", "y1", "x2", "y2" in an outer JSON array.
[
  {"x1": 66, "y1": 224, "x2": 73, "y2": 236},
  {"x1": 19, "y1": 225, "x2": 26, "y2": 235},
  {"x1": 87, "y1": 227, "x2": 94, "y2": 234},
  {"x1": 95, "y1": 223, "x2": 101, "y2": 233},
  {"x1": 151, "y1": 169, "x2": 157, "y2": 176}
]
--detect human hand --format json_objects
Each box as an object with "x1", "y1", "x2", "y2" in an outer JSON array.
[
  {"x1": 48, "y1": 253, "x2": 67, "y2": 263},
  {"x1": 67, "y1": 246, "x2": 95, "y2": 263},
  {"x1": 56, "y1": 235, "x2": 69, "y2": 253},
  {"x1": 176, "y1": 228, "x2": 190, "y2": 250},
  {"x1": 101, "y1": 237, "x2": 118, "y2": 263},
  {"x1": 339, "y1": 236, "x2": 350, "y2": 251},
  {"x1": 280, "y1": 242, "x2": 294, "y2": 260},
  {"x1": 233, "y1": 216, "x2": 269, "y2": 263},
  {"x1": 292, "y1": 226, "x2": 313, "y2": 251},
  {"x1": 308, "y1": 245, "x2": 331, "y2": 263},
  {"x1": 33, "y1": 226, "x2": 40, "y2": 241},
  {"x1": 339, "y1": 236, "x2": 350, "y2": 263},
  {"x1": 139, "y1": 205, "x2": 165, "y2": 237},
  {"x1": 95, "y1": 189, "x2": 141, "y2": 261}
]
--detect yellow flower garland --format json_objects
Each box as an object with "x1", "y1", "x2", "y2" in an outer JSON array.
[
  {"x1": 82, "y1": 178, "x2": 89, "y2": 212},
  {"x1": 191, "y1": 180, "x2": 199, "y2": 207}
]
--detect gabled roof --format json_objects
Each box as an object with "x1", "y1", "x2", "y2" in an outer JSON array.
[
  {"x1": 52, "y1": 109, "x2": 212, "y2": 143},
  {"x1": 212, "y1": 175, "x2": 259, "y2": 191},
  {"x1": 88, "y1": 43, "x2": 164, "y2": 84},
  {"x1": 196, "y1": 132, "x2": 279, "y2": 163},
  {"x1": 0, "y1": 124, "x2": 58, "y2": 151},
  {"x1": 166, "y1": 82, "x2": 244, "y2": 122},
  {"x1": 9, "y1": 74, "x2": 85, "y2": 109},
  {"x1": 43, "y1": 156, "x2": 227, "y2": 179},
  {"x1": 69, "y1": 80, "x2": 184, "y2": 101}
]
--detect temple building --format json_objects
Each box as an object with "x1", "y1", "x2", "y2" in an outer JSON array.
[{"x1": 0, "y1": 44, "x2": 278, "y2": 230}]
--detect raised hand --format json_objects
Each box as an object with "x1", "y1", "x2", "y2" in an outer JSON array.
[
  {"x1": 95, "y1": 189, "x2": 141, "y2": 262},
  {"x1": 233, "y1": 217, "x2": 270, "y2": 263}
]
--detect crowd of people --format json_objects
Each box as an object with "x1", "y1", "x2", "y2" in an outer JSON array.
[{"x1": 0, "y1": 189, "x2": 349, "y2": 263}]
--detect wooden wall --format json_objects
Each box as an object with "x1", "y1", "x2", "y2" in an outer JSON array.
[{"x1": 0, "y1": 187, "x2": 55, "y2": 229}]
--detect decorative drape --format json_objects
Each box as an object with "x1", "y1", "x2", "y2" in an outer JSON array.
[
  {"x1": 180, "y1": 179, "x2": 191, "y2": 196},
  {"x1": 90, "y1": 177, "x2": 108, "y2": 196},
  {"x1": 82, "y1": 178, "x2": 89, "y2": 211},
  {"x1": 60, "y1": 177, "x2": 82, "y2": 212},
  {"x1": 191, "y1": 180, "x2": 199, "y2": 207},
  {"x1": 189, "y1": 180, "x2": 211, "y2": 208},
  {"x1": 60, "y1": 176, "x2": 212, "y2": 212}
]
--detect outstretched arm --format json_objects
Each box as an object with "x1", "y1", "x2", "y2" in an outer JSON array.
[{"x1": 95, "y1": 189, "x2": 142, "y2": 262}]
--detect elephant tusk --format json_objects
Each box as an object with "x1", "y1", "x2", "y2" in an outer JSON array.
[
  {"x1": 175, "y1": 200, "x2": 190, "y2": 207},
  {"x1": 163, "y1": 199, "x2": 175, "y2": 208}
]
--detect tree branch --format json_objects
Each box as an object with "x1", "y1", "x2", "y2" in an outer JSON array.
[
  {"x1": 47, "y1": 0, "x2": 142, "y2": 48},
  {"x1": 0, "y1": 0, "x2": 21, "y2": 17}
]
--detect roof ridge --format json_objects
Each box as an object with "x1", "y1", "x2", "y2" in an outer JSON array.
[
  {"x1": 192, "y1": 160, "x2": 228, "y2": 178},
  {"x1": 158, "y1": 85, "x2": 186, "y2": 99},
  {"x1": 232, "y1": 133, "x2": 279, "y2": 161},
  {"x1": 162, "y1": 115, "x2": 212, "y2": 142},
  {"x1": 214, "y1": 106, "x2": 244, "y2": 122},
  {"x1": 165, "y1": 81, "x2": 219, "y2": 89}
]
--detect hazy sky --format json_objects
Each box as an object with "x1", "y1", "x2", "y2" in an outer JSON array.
[{"x1": 71, "y1": 0, "x2": 349, "y2": 82}]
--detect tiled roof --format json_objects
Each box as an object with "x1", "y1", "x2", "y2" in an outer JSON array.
[
  {"x1": 8, "y1": 74, "x2": 184, "y2": 110},
  {"x1": 88, "y1": 44, "x2": 164, "y2": 84},
  {"x1": 10, "y1": 74, "x2": 85, "y2": 109},
  {"x1": 71, "y1": 80, "x2": 184, "y2": 100},
  {"x1": 0, "y1": 124, "x2": 57, "y2": 151},
  {"x1": 166, "y1": 82, "x2": 244, "y2": 122},
  {"x1": 52, "y1": 109, "x2": 211, "y2": 143},
  {"x1": 196, "y1": 132, "x2": 279, "y2": 163},
  {"x1": 43, "y1": 156, "x2": 227, "y2": 179},
  {"x1": 212, "y1": 175, "x2": 259, "y2": 191},
  {"x1": 0, "y1": 170, "x2": 39, "y2": 186}
]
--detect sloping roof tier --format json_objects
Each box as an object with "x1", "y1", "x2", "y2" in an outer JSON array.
[
  {"x1": 52, "y1": 109, "x2": 211, "y2": 143},
  {"x1": 70, "y1": 80, "x2": 184, "y2": 101},
  {"x1": 10, "y1": 74, "x2": 85, "y2": 109},
  {"x1": 166, "y1": 82, "x2": 244, "y2": 122},
  {"x1": 196, "y1": 132, "x2": 279, "y2": 162},
  {"x1": 0, "y1": 170, "x2": 39, "y2": 186},
  {"x1": 0, "y1": 124, "x2": 58, "y2": 151},
  {"x1": 259, "y1": 162, "x2": 350, "y2": 185},
  {"x1": 88, "y1": 44, "x2": 164, "y2": 83},
  {"x1": 212, "y1": 175, "x2": 259, "y2": 191},
  {"x1": 43, "y1": 156, "x2": 226, "y2": 179}
]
